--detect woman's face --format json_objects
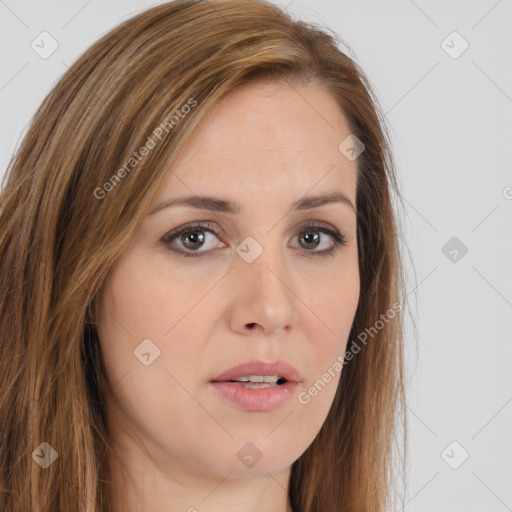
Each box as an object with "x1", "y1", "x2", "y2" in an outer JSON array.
[{"x1": 97, "y1": 80, "x2": 360, "y2": 484}]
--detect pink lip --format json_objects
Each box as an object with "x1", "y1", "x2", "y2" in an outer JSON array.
[{"x1": 209, "y1": 359, "x2": 302, "y2": 412}]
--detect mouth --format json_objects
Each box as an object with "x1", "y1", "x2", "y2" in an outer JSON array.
[
  {"x1": 209, "y1": 359, "x2": 302, "y2": 411},
  {"x1": 222, "y1": 375, "x2": 289, "y2": 389},
  {"x1": 211, "y1": 359, "x2": 302, "y2": 383}
]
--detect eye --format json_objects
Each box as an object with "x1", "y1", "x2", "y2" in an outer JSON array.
[
  {"x1": 293, "y1": 221, "x2": 348, "y2": 258},
  {"x1": 161, "y1": 221, "x2": 223, "y2": 258},
  {"x1": 161, "y1": 221, "x2": 349, "y2": 258}
]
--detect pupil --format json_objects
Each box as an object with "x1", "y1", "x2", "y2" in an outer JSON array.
[
  {"x1": 183, "y1": 231, "x2": 204, "y2": 249},
  {"x1": 302, "y1": 231, "x2": 319, "y2": 249}
]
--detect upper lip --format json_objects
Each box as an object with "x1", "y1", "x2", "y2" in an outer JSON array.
[{"x1": 211, "y1": 359, "x2": 302, "y2": 383}]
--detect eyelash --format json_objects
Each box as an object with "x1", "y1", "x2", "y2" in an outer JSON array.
[{"x1": 161, "y1": 221, "x2": 349, "y2": 259}]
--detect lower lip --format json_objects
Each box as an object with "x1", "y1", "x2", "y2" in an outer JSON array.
[{"x1": 209, "y1": 381, "x2": 299, "y2": 412}]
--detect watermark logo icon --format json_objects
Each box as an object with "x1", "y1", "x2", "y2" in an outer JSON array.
[
  {"x1": 441, "y1": 441, "x2": 469, "y2": 469},
  {"x1": 134, "y1": 338, "x2": 161, "y2": 366},
  {"x1": 32, "y1": 442, "x2": 58, "y2": 468},
  {"x1": 236, "y1": 236, "x2": 263, "y2": 264},
  {"x1": 237, "y1": 442, "x2": 262, "y2": 468},
  {"x1": 338, "y1": 134, "x2": 365, "y2": 161},
  {"x1": 442, "y1": 236, "x2": 468, "y2": 263},
  {"x1": 31, "y1": 32, "x2": 59, "y2": 59},
  {"x1": 441, "y1": 31, "x2": 469, "y2": 59}
]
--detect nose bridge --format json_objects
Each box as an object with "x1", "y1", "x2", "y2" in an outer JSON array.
[
  {"x1": 231, "y1": 231, "x2": 299, "y2": 332},
  {"x1": 242, "y1": 233, "x2": 286, "y2": 295}
]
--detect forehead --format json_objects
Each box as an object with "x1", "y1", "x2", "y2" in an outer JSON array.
[{"x1": 155, "y1": 80, "x2": 357, "y2": 208}]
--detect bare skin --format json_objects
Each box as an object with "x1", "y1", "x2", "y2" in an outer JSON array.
[{"x1": 97, "y1": 79, "x2": 360, "y2": 512}]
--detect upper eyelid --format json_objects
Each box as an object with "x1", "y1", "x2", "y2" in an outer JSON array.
[
  {"x1": 162, "y1": 219, "x2": 342, "y2": 240},
  {"x1": 162, "y1": 221, "x2": 221, "y2": 241}
]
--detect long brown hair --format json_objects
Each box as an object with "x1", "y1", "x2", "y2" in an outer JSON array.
[{"x1": 0, "y1": 1, "x2": 408, "y2": 510}]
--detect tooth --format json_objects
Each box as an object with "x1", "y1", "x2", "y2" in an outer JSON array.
[
  {"x1": 261, "y1": 375, "x2": 280, "y2": 383},
  {"x1": 231, "y1": 375, "x2": 280, "y2": 383},
  {"x1": 238, "y1": 382, "x2": 278, "y2": 389}
]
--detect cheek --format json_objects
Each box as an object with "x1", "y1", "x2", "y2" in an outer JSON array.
[
  {"x1": 96, "y1": 251, "x2": 216, "y2": 399},
  {"x1": 297, "y1": 266, "x2": 359, "y2": 404},
  {"x1": 97, "y1": 251, "x2": 205, "y2": 343},
  {"x1": 95, "y1": 257, "x2": 211, "y2": 456},
  {"x1": 303, "y1": 264, "x2": 360, "y2": 345},
  {"x1": 95, "y1": 256, "x2": 173, "y2": 391}
]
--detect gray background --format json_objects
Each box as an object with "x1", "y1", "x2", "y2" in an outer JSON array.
[{"x1": 1, "y1": 1, "x2": 511, "y2": 510}]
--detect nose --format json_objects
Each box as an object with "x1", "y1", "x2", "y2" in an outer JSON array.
[{"x1": 228, "y1": 243, "x2": 300, "y2": 336}]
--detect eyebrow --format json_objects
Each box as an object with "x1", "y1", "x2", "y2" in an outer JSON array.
[{"x1": 147, "y1": 190, "x2": 356, "y2": 216}]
